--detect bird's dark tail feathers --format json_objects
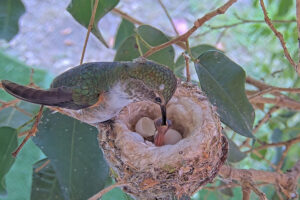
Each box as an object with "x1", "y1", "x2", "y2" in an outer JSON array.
[{"x1": 1, "y1": 80, "x2": 73, "y2": 107}]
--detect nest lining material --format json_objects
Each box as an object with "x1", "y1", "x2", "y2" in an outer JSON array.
[{"x1": 97, "y1": 83, "x2": 228, "y2": 199}]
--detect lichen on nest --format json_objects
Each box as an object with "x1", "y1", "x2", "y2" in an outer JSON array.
[{"x1": 97, "y1": 82, "x2": 228, "y2": 200}]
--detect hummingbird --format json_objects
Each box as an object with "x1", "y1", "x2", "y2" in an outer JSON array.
[{"x1": 2, "y1": 59, "x2": 177, "y2": 129}]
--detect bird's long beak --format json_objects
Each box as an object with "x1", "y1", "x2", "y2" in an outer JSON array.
[{"x1": 160, "y1": 105, "x2": 167, "y2": 125}]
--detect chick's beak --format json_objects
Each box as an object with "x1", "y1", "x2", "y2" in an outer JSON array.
[{"x1": 160, "y1": 105, "x2": 167, "y2": 125}]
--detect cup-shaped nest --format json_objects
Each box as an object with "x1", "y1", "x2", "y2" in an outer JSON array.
[{"x1": 97, "y1": 83, "x2": 228, "y2": 200}]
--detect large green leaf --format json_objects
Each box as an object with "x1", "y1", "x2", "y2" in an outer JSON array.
[
  {"x1": 32, "y1": 109, "x2": 110, "y2": 200},
  {"x1": 0, "y1": 0, "x2": 25, "y2": 41},
  {"x1": 0, "y1": 50, "x2": 52, "y2": 128},
  {"x1": 114, "y1": 18, "x2": 135, "y2": 50},
  {"x1": 114, "y1": 25, "x2": 175, "y2": 68},
  {"x1": 195, "y1": 51, "x2": 254, "y2": 138},
  {"x1": 0, "y1": 51, "x2": 47, "y2": 200},
  {"x1": 3, "y1": 139, "x2": 43, "y2": 200},
  {"x1": 0, "y1": 50, "x2": 52, "y2": 100},
  {"x1": 31, "y1": 158, "x2": 64, "y2": 200},
  {"x1": 67, "y1": 0, "x2": 119, "y2": 47},
  {"x1": 0, "y1": 127, "x2": 17, "y2": 196},
  {"x1": 174, "y1": 44, "x2": 218, "y2": 78}
]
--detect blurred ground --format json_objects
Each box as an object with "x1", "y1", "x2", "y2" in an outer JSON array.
[{"x1": 1, "y1": 0, "x2": 194, "y2": 75}]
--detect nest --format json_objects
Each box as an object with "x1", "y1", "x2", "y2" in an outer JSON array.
[{"x1": 97, "y1": 83, "x2": 228, "y2": 200}]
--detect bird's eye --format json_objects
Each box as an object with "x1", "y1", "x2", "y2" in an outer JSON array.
[{"x1": 155, "y1": 97, "x2": 162, "y2": 103}]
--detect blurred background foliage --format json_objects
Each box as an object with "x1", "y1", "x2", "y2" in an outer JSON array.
[{"x1": 0, "y1": 0, "x2": 300, "y2": 199}]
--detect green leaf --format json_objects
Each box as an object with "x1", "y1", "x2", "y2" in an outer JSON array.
[
  {"x1": 114, "y1": 25, "x2": 175, "y2": 67},
  {"x1": 0, "y1": 127, "x2": 17, "y2": 196},
  {"x1": 0, "y1": 0, "x2": 25, "y2": 41},
  {"x1": 114, "y1": 35, "x2": 140, "y2": 61},
  {"x1": 32, "y1": 109, "x2": 110, "y2": 200},
  {"x1": 67, "y1": 0, "x2": 119, "y2": 47},
  {"x1": 194, "y1": 51, "x2": 255, "y2": 138},
  {"x1": 277, "y1": 0, "x2": 293, "y2": 17},
  {"x1": 31, "y1": 158, "x2": 64, "y2": 200},
  {"x1": 174, "y1": 44, "x2": 218, "y2": 77},
  {"x1": 0, "y1": 51, "x2": 46, "y2": 199},
  {"x1": 227, "y1": 138, "x2": 247, "y2": 163},
  {"x1": 3, "y1": 139, "x2": 43, "y2": 200},
  {"x1": 0, "y1": 50, "x2": 52, "y2": 100},
  {"x1": 0, "y1": 50, "x2": 52, "y2": 129},
  {"x1": 114, "y1": 18, "x2": 135, "y2": 50}
]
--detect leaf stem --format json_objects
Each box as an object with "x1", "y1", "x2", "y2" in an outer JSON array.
[{"x1": 135, "y1": 34, "x2": 144, "y2": 56}]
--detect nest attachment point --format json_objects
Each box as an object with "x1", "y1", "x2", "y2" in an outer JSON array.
[{"x1": 97, "y1": 82, "x2": 228, "y2": 200}]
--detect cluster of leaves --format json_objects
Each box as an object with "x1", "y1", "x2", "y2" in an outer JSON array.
[{"x1": 0, "y1": 0, "x2": 299, "y2": 199}]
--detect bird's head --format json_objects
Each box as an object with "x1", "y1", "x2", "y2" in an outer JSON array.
[{"x1": 128, "y1": 59, "x2": 177, "y2": 125}]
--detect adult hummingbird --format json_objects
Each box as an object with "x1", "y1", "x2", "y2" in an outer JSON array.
[{"x1": 2, "y1": 59, "x2": 177, "y2": 128}]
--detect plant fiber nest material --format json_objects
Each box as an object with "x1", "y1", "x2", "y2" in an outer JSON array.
[{"x1": 97, "y1": 82, "x2": 228, "y2": 200}]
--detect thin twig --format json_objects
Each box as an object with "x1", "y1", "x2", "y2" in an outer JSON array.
[
  {"x1": 183, "y1": 53, "x2": 190, "y2": 82},
  {"x1": 12, "y1": 105, "x2": 44, "y2": 157},
  {"x1": 219, "y1": 160, "x2": 300, "y2": 199},
  {"x1": 207, "y1": 19, "x2": 296, "y2": 30},
  {"x1": 80, "y1": 0, "x2": 100, "y2": 64},
  {"x1": 18, "y1": 130, "x2": 30, "y2": 137},
  {"x1": 259, "y1": 0, "x2": 297, "y2": 74},
  {"x1": 296, "y1": 0, "x2": 300, "y2": 71},
  {"x1": 215, "y1": 28, "x2": 227, "y2": 44},
  {"x1": 244, "y1": 135, "x2": 300, "y2": 153},
  {"x1": 253, "y1": 106, "x2": 279, "y2": 134},
  {"x1": 13, "y1": 106, "x2": 33, "y2": 117},
  {"x1": 247, "y1": 181, "x2": 268, "y2": 200},
  {"x1": 276, "y1": 144, "x2": 290, "y2": 172},
  {"x1": 249, "y1": 96, "x2": 300, "y2": 111},
  {"x1": 16, "y1": 115, "x2": 37, "y2": 133},
  {"x1": 143, "y1": 0, "x2": 238, "y2": 57},
  {"x1": 35, "y1": 159, "x2": 51, "y2": 173},
  {"x1": 88, "y1": 182, "x2": 128, "y2": 200},
  {"x1": 240, "y1": 106, "x2": 279, "y2": 150},
  {"x1": 112, "y1": 8, "x2": 187, "y2": 50},
  {"x1": 112, "y1": 8, "x2": 143, "y2": 25},
  {"x1": 29, "y1": 68, "x2": 35, "y2": 87},
  {"x1": 157, "y1": 0, "x2": 179, "y2": 35},
  {"x1": 250, "y1": 147, "x2": 279, "y2": 171},
  {"x1": 249, "y1": 87, "x2": 300, "y2": 100},
  {"x1": 0, "y1": 99, "x2": 20, "y2": 110}
]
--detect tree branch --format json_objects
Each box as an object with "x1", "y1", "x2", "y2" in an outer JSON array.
[
  {"x1": 111, "y1": 8, "x2": 187, "y2": 50},
  {"x1": 245, "y1": 136, "x2": 300, "y2": 153},
  {"x1": 219, "y1": 160, "x2": 300, "y2": 199},
  {"x1": 143, "y1": 0, "x2": 238, "y2": 57},
  {"x1": 259, "y1": 0, "x2": 297, "y2": 74}
]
